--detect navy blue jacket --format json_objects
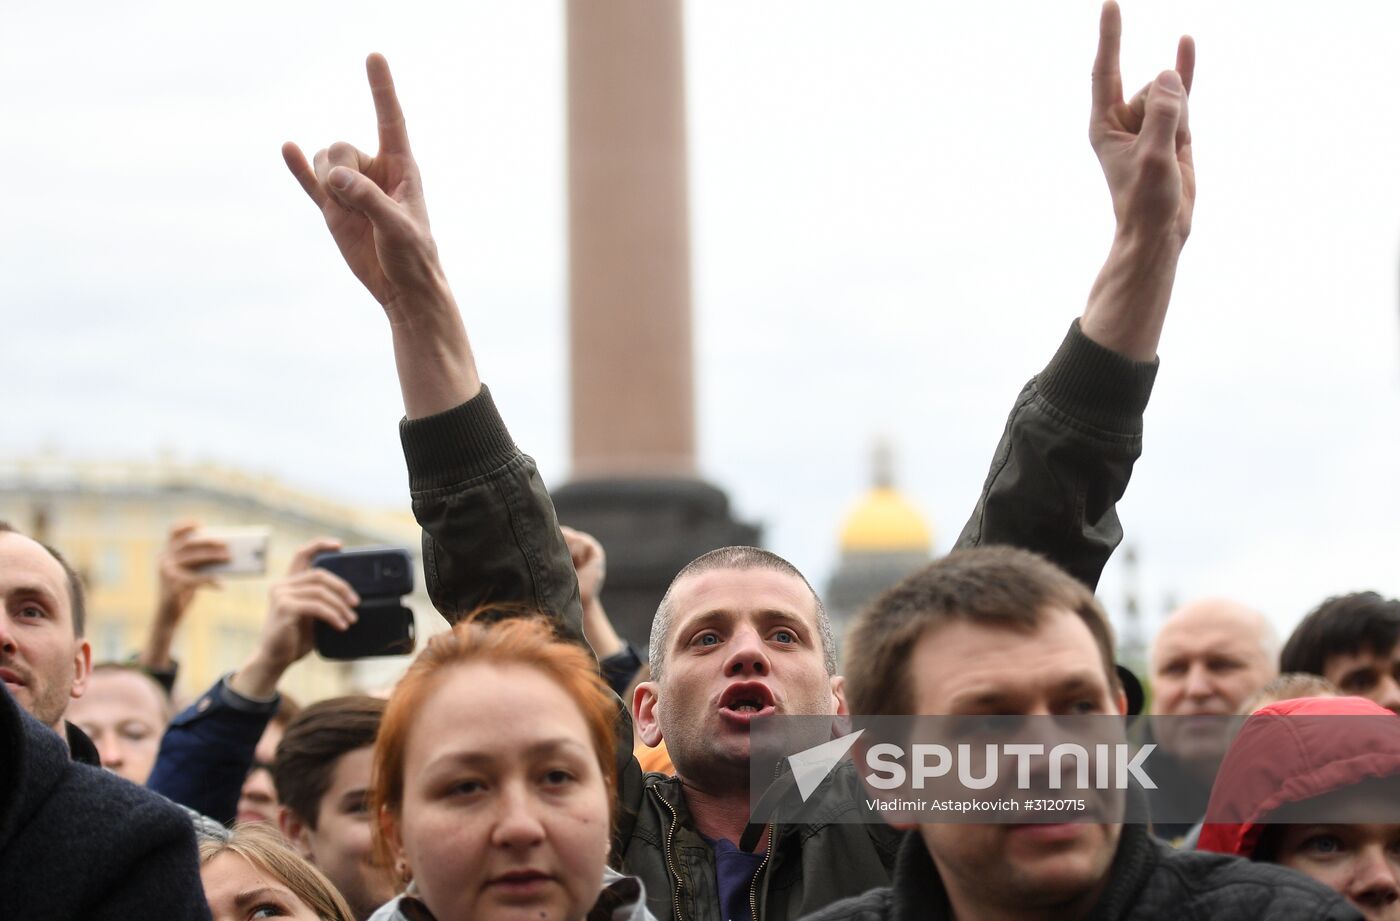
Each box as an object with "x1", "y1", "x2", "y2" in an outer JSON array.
[{"x1": 147, "y1": 675, "x2": 279, "y2": 826}]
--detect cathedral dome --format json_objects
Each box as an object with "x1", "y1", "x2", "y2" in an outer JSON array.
[{"x1": 839, "y1": 486, "x2": 933, "y2": 553}]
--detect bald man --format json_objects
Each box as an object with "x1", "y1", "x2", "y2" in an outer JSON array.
[{"x1": 1147, "y1": 598, "x2": 1278, "y2": 842}]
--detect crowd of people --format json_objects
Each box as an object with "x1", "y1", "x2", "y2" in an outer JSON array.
[{"x1": 5, "y1": 3, "x2": 1400, "y2": 920}]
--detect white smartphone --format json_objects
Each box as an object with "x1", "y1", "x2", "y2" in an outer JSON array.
[{"x1": 194, "y1": 527, "x2": 271, "y2": 576}]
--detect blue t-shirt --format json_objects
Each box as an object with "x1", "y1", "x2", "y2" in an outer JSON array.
[{"x1": 706, "y1": 836, "x2": 766, "y2": 921}]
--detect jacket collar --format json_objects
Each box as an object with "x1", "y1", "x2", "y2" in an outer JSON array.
[
  {"x1": 888, "y1": 822, "x2": 1159, "y2": 921},
  {"x1": 66, "y1": 720, "x2": 100, "y2": 767},
  {"x1": 0, "y1": 686, "x2": 71, "y2": 851}
]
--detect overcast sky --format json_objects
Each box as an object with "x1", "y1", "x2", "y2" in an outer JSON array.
[{"x1": 5, "y1": 1, "x2": 1399, "y2": 649}]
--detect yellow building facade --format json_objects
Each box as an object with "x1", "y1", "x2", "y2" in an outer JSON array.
[{"x1": 0, "y1": 454, "x2": 438, "y2": 704}]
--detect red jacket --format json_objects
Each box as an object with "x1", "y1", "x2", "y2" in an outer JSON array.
[{"x1": 1197, "y1": 696, "x2": 1400, "y2": 857}]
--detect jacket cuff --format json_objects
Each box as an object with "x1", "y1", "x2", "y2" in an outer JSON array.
[
  {"x1": 1036, "y1": 319, "x2": 1159, "y2": 435},
  {"x1": 399, "y1": 385, "x2": 521, "y2": 492},
  {"x1": 212, "y1": 675, "x2": 280, "y2": 715}
]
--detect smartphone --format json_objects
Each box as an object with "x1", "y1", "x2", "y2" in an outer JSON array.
[
  {"x1": 312, "y1": 547, "x2": 417, "y2": 660},
  {"x1": 194, "y1": 527, "x2": 270, "y2": 576}
]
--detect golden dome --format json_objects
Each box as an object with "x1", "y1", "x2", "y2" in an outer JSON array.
[{"x1": 839, "y1": 486, "x2": 933, "y2": 553}]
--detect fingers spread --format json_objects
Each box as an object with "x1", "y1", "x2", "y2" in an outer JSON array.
[
  {"x1": 282, "y1": 142, "x2": 327, "y2": 208},
  {"x1": 366, "y1": 53, "x2": 411, "y2": 156},
  {"x1": 1092, "y1": 0, "x2": 1123, "y2": 112}
]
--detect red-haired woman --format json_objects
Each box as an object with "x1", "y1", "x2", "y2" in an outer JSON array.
[{"x1": 366, "y1": 615, "x2": 653, "y2": 921}]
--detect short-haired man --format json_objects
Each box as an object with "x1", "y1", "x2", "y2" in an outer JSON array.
[
  {"x1": 285, "y1": 4, "x2": 1195, "y2": 918},
  {"x1": 1146, "y1": 598, "x2": 1278, "y2": 841},
  {"x1": 812, "y1": 545, "x2": 1356, "y2": 921},
  {"x1": 0, "y1": 521, "x2": 97, "y2": 763},
  {"x1": 67, "y1": 662, "x2": 173, "y2": 784},
  {"x1": 1, "y1": 522, "x2": 209, "y2": 918},
  {"x1": 273, "y1": 696, "x2": 396, "y2": 921},
  {"x1": 1281, "y1": 592, "x2": 1400, "y2": 713}
]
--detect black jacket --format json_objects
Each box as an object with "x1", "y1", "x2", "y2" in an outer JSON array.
[
  {"x1": 800, "y1": 823, "x2": 1360, "y2": 921},
  {"x1": 0, "y1": 686, "x2": 211, "y2": 921},
  {"x1": 398, "y1": 322, "x2": 1158, "y2": 921}
]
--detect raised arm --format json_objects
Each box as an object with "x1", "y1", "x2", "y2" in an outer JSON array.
[
  {"x1": 955, "y1": 2, "x2": 1194, "y2": 588},
  {"x1": 1081, "y1": 0, "x2": 1193, "y2": 360},
  {"x1": 283, "y1": 55, "x2": 583, "y2": 639},
  {"x1": 148, "y1": 539, "x2": 355, "y2": 824}
]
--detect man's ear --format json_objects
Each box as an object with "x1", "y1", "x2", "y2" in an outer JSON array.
[
  {"x1": 634, "y1": 681, "x2": 664, "y2": 748},
  {"x1": 831, "y1": 674, "x2": 848, "y2": 716},
  {"x1": 69, "y1": 640, "x2": 92, "y2": 700},
  {"x1": 279, "y1": 806, "x2": 315, "y2": 860}
]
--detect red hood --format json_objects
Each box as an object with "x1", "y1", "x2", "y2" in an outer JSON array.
[{"x1": 1197, "y1": 696, "x2": 1400, "y2": 857}]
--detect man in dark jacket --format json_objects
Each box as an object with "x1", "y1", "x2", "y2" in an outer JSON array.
[
  {"x1": 0, "y1": 684, "x2": 211, "y2": 920},
  {"x1": 0, "y1": 522, "x2": 99, "y2": 766},
  {"x1": 814, "y1": 545, "x2": 1356, "y2": 921},
  {"x1": 283, "y1": 6, "x2": 1194, "y2": 921}
]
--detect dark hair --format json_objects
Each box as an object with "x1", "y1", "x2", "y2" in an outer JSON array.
[
  {"x1": 273, "y1": 696, "x2": 385, "y2": 830},
  {"x1": 0, "y1": 521, "x2": 87, "y2": 637},
  {"x1": 1279, "y1": 592, "x2": 1400, "y2": 677},
  {"x1": 844, "y1": 546, "x2": 1117, "y2": 717}
]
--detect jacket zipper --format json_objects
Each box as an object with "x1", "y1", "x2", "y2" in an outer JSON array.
[
  {"x1": 746, "y1": 825, "x2": 772, "y2": 921},
  {"x1": 652, "y1": 787, "x2": 687, "y2": 921}
]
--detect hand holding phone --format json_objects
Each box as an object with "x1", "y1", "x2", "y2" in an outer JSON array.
[
  {"x1": 229, "y1": 537, "x2": 358, "y2": 700},
  {"x1": 191, "y1": 527, "x2": 270, "y2": 577},
  {"x1": 311, "y1": 547, "x2": 417, "y2": 660}
]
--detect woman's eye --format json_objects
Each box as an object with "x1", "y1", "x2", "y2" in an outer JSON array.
[
  {"x1": 452, "y1": 779, "x2": 485, "y2": 796},
  {"x1": 1303, "y1": 835, "x2": 1344, "y2": 856},
  {"x1": 250, "y1": 905, "x2": 286, "y2": 919},
  {"x1": 543, "y1": 769, "x2": 576, "y2": 786}
]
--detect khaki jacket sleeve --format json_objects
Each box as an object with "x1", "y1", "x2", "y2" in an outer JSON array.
[
  {"x1": 398, "y1": 386, "x2": 585, "y2": 644},
  {"x1": 954, "y1": 319, "x2": 1158, "y2": 589}
]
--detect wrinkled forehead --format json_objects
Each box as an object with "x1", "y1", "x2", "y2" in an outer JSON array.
[
  {"x1": 0, "y1": 532, "x2": 72, "y2": 618},
  {"x1": 1152, "y1": 607, "x2": 1273, "y2": 665},
  {"x1": 667, "y1": 566, "x2": 820, "y2": 633}
]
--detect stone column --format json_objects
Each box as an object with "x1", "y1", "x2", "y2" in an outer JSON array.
[
  {"x1": 567, "y1": 0, "x2": 695, "y2": 478},
  {"x1": 558, "y1": 0, "x2": 758, "y2": 651}
]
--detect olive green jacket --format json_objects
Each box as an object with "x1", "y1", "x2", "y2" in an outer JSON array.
[{"x1": 395, "y1": 320, "x2": 1157, "y2": 921}]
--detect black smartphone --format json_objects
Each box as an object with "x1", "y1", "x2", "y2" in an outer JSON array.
[{"x1": 312, "y1": 547, "x2": 417, "y2": 660}]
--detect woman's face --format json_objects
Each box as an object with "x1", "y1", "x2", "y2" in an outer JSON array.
[
  {"x1": 1275, "y1": 823, "x2": 1400, "y2": 921},
  {"x1": 388, "y1": 663, "x2": 612, "y2": 921},
  {"x1": 201, "y1": 852, "x2": 322, "y2": 921}
]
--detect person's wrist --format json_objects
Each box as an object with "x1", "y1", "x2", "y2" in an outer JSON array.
[
  {"x1": 229, "y1": 649, "x2": 286, "y2": 700},
  {"x1": 383, "y1": 271, "x2": 460, "y2": 332}
]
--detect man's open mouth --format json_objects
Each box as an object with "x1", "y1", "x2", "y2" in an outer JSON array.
[{"x1": 719, "y1": 682, "x2": 776, "y2": 717}]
